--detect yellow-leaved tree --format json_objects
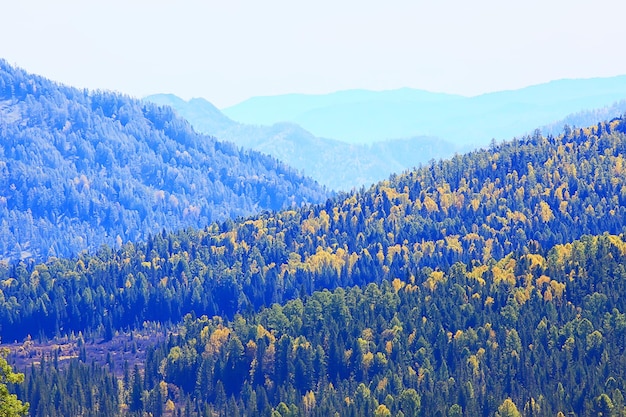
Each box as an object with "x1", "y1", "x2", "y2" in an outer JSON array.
[
  {"x1": 0, "y1": 348, "x2": 29, "y2": 416},
  {"x1": 495, "y1": 398, "x2": 521, "y2": 417}
]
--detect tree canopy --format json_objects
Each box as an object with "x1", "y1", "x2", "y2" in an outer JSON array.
[
  {"x1": 3, "y1": 67, "x2": 626, "y2": 415},
  {"x1": 0, "y1": 59, "x2": 327, "y2": 262},
  {"x1": 0, "y1": 349, "x2": 28, "y2": 417}
]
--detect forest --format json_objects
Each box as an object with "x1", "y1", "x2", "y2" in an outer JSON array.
[
  {"x1": 2, "y1": 118, "x2": 626, "y2": 340},
  {"x1": 10, "y1": 232, "x2": 626, "y2": 416},
  {"x1": 2, "y1": 112, "x2": 626, "y2": 415},
  {"x1": 0, "y1": 60, "x2": 327, "y2": 262},
  {"x1": 73, "y1": 232, "x2": 623, "y2": 417}
]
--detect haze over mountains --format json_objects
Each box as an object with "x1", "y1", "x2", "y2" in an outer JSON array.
[
  {"x1": 221, "y1": 76, "x2": 626, "y2": 145},
  {"x1": 145, "y1": 94, "x2": 456, "y2": 191},
  {"x1": 148, "y1": 76, "x2": 626, "y2": 191},
  {"x1": 541, "y1": 99, "x2": 626, "y2": 137}
]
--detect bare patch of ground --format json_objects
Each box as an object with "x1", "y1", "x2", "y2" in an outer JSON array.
[{"x1": 5, "y1": 326, "x2": 169, "y2": 377}]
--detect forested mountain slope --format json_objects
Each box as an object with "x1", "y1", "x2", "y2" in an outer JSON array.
[
  {"x1": 541, "y1": 99, "x2": 626, "y2": 137},
  {"x1": 5, "y1": 118, "x2": 626, "y2": 416},
  {"x1": 122, "y1": 233, "x2": 626, "y2": 417},
  {"x1": 0, "y1": 60, "x2": 327, "y2": 261},
  {"x1": 15, "y1": 233, "x2": 626, "y2": 416},
  {"x1": 3, "y1": 119, "x2": 626, "y2": 343},
  {"x1": 145, "y1": 94, "x2": 457, "y2": 190}
]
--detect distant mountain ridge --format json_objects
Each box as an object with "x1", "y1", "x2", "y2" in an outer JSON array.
[
  {"x1": 146, "y1": 94, "x2": 459, "y2": 191},
  {"x1": 221, "y1": 76, "x2": 626, "y2": 145},
  {"x1": 540, "y1": 99, "x2": 626, "y2": 137},
  {"x1": 148, "y1": 76, "x2": 626, "y2": 191},
  {"x1": 0, "y1": 60, "x2": 328, "y2": 261},
  {"x1": 220, "y1": 88, "x2": 463, "y2": 126}
]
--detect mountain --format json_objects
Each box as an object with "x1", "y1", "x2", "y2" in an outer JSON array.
[
  {"x1": 6, "y1": 118, "x2": 626, "y2": 416},
  {"x1": 149, "y1": 78, "x2": 626, "y2": 191},
  {"x1": 145, "y1": 94, "x2": 460, "y2": 190},
  {"x1": 222, "y1": 76, "x2": 626, "y2": 145},
  {"x1": 220, "y1": 88, "x2": 463, "y2": 127},
  {"x1": 541, "y1": 99, "x2": 626, "y2": 137},
  {"x1": 0, "y1": 60, "x2": 328, "y2": 262},
  {"x1": 6, "y1": 119, "x2": 626, "y2": 339},
  {"x1": 139, "y1": 233, "x2": 626, "y2": 416},
  {"x1": 144, "y1": 93, "x2": 235, "y2": 133}
]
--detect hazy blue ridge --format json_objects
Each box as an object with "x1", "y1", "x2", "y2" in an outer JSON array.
[
  {"x1": 147, "y1": 76, "x2": 626, "y2": 192},
  {"x1": 540, "y1": 99, "x2": 626, "y2": 137},
  {"x1": 220, "y1": 88, "x2": 464, "y2": 126},
  {"x1": 145, "y1": 94, "x2": 461, "y2": 191},
  {"x1": 220, "y1": 76, "x2": 626, "y2": 145}
]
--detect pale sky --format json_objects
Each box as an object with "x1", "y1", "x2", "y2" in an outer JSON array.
[{"x1": 2, "y1": 0, "x2": 625, "y2": 108}]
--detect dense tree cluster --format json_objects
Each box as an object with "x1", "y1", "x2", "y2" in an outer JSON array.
[
  {"x1": 14, "y1": 233, "x2": 626, "y2": 416},
  {"x1": 3, "y1": 78, "x2": 626, "y2": 416},
  {"x1": 0, "y1": 60, "x2": 327, "y2": 261},
  {"x1": 17, "y1": 358, "x2": 118, "y2": 417},
  {"x1": 2, "y1": 120, "x2": 626, "y2": 342},
  {"x1": 136, "y1": 233, "x2": 626, "y2": 416},
  {"x1": 0, "y1": 348, "x2": 28, "y2": 416}
]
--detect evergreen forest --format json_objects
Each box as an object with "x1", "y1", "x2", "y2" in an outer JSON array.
[
  {"x1": 0, "y1": 60, "x2": 327, "y2": 262},
  {"x1": 2, "y1": 63, "x2": 626, "y2": 416}
]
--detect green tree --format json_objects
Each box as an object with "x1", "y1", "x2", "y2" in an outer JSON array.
[
  {"x1": 399, "y1": 389, "x2": 421, "y2": 417},
  {"x1": 595, "y1": 393, "x2": 614, "y2": 416},
  {"x1": 448, "y1": 404, "x2": 463, "y2": 417},
  {"x1": 0, "y1": 348, "x2": 29, "y2": 416},
  {"x1": 130, "y1": 364, "x2": 144, "y2": 412}
]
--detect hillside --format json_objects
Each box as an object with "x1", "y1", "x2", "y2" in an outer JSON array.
[
  {"x1": 221, "y1": 76, "x2": 626, "y2": 145},
  {"x1": 145, "y1": 94, "x2": 458, "y2": 190},
  {"x1": 541, "y1": 99, "x2": 626, "y2": 137},
  {"x1": 5, "y1": 119, "x2": 626, "y2": 416},
  {"x1": 131, "y1": 232, "x2": 626, "y2": 416},
  {"x1": 3, "y1": 120, "x2": 626, "y2": 339},
  {"x1": 0, "y1": 60, "x2": 327, "y2": 261}
]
